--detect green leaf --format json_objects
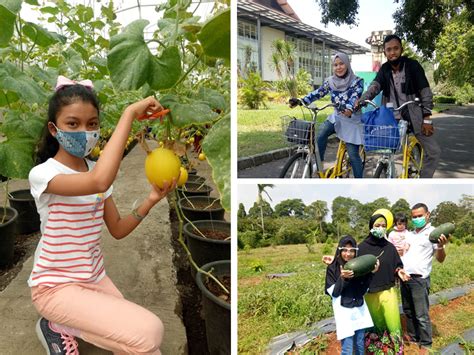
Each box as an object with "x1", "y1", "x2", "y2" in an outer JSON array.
[
  {"x1": 148, "y1": 46, "x2": 182, "y2": 91},
  {"x1": 22, "y1": 22, "x2": 66, "y2": 47},
  {"x1": 201, "y1": 114, "x2": 230, "y2": 211},
  {"x1": 0, "y1": 62, "x2": 48, "y2": 103},
  {"x1": 71, "y1": 41, "x2": 89, "y2": 60},
  {"x1": 24, "y1": 0, "x2": 38, "y2": 5},
  {"x1": 90, "y1": 56, "x2": 108, "y2": 76},
  {"x1": 197, "y1": 8, "x2": 230, "y2": 61},
  {"x1": 0, "y1": 0, "x2": 22, "y2": 47},
  {"x1": 196, "y1": 87, "x2": 227, "y2": 112},
  {"x1": 90, "y1": 20, "x2": 105, "y2": 30},
  {"x1": 25, "y1": 64, "x2": 57, "y2": 87},
  {"x1": 66, "y1": 20, "x2": 84, "y2": 37},
  {"x1": 64, "y1": 47, "x2": 82, "y2": 73},
  {"x1": 96, "y1": 35, "x2": 109, "y2": 49},
  {"x1": 0, "y1": 90, "x2": 19, "y2": 106},
  {"x1": 107, "y1": 20, "x2": 181, "y2": 91},
  {"x1": 0, "y1": 110, "x2": 46, "y2": 179},
  {"x1": 39, "y1": 6, "x2": 59, "y2": 15},
  {"x1": 160, "y1": 94, "x2": 218, "y2": 127}
]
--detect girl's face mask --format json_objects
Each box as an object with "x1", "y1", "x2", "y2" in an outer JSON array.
[
  {"x1": 52, "y1": 123, "x2": 100, "y2": 158},
  {"x1": 370, "y1": 227, "x2": 386, "y2": 239}
]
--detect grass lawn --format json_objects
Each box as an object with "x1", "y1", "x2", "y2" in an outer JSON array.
[
  {"x1": 237, "y1": 98, "x2": 332, "y2": 158},
  {"x1": 238, "y1": 243, "x2": 474, "y2": 354}
]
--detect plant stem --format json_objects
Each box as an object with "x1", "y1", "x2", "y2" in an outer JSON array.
[
  {"x1": 15, "y1": 17, "x2": 24, "y2": 72},
  {"x1": 170, "y1": 55, "x2": 203, "y2": 91},
  {"x1": 1, "y1": 180, "x2": 9, "y2": 224},
  {"x1": 173, "y1": 190, "x2": 229, "y2": 294}
]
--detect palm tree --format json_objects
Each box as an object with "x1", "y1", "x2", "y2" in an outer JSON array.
[
  {"x1": 256, "y1": 184, "x2": 274, "y2": 236},
  {"x1": 270, "y1": 39, "x2": 298, "y2": 97}
]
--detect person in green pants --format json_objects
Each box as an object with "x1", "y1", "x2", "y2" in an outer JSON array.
[{"x1": 358, "y1": 211, "x2": 411, "y2": 351}]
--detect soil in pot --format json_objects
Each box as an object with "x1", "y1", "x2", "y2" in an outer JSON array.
[
  {"x1": 179, "y1": 197, "x2": 225, "y2": 222},
  {"x1": 8, "y1": 189, "x2": 40, "y2": 235},
  {"x1": 184, "y1": 221, "x2": 231, "y2": 268},
  {"x1": 186, "y1": 174, "x2": 206, "y2": 184},
  {"x1": 0, "y1": 207, "x2": 18, "y2": 267},
  {"x1": 178, "y1": 182, "x2": 212, "y2": 197},
  {"x1": 206, "y1": 275, "x2": 231, "y2": 304}
]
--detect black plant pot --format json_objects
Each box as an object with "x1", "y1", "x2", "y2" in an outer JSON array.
[
  {"x1": 177, "y1": 182, "x2": 212, "y2": 198},
  {"x1": 0, "y1": 207, "x2": 18, "y2": 267},
  {"x1": 195, "y1": 260, "x2": 230, "y2": 355},
  {"x1": 178, "y1": 196, "x2": 225, "y2": 222},
  {"x1": 186, "y1": 174, "x2": 205, "y2": 184},
  {"x1": 188, "y1": 168, "x2": 198, "y2": 175},
  {"x1": 183, "y1": 220, "x2": 230, "y2": 269},
  {"x1": 8, "y1": 189, "x2": 40, "y2": 235}
]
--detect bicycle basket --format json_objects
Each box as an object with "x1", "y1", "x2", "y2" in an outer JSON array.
[
  {"x1": 281, "y1": 116, "x2": 314, "y2": 145},
  {"x1": 362, "y1": 106, "x2": 401, "y2": 151}
]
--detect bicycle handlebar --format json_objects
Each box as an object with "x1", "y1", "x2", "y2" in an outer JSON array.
[{"x1": 359, "y1": 99, "x2": 432, "y2": 115}]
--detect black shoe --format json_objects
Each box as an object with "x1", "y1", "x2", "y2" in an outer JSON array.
[{"x1": 36, "y1": 317, "x2": 79, "y2": 355}]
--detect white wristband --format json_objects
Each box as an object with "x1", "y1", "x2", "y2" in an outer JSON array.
[{"x1": 423, "y1": 119, "x2": 433, "y2": 124}]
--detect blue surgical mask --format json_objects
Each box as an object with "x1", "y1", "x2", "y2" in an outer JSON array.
[
  {"x1": 52, "y1": 123, "x2": 100, "y2": 158},
  {"x1": 370, "y1": 227, "x2": 386, "y2": 238},
  {"x1": 412, "y1": 216, "x2": 427, "y2": 229}
]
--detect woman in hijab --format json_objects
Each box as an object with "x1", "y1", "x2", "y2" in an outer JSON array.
[
  {"x1": 325, "y1": 235, "x2": 378, "y2": 354},
  {"x1": 289, "y1": 52, "x2": 365, "y2": 178},
  {"x1": 358, "y1": 211, "x2": 411, "y2": 351}
]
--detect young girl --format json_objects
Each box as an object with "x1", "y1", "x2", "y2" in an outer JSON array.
[
  {"x1": 289, "y1": 52, "x2": 364, "y2": 178},
  {"x1": 388, "y1": 212, "x2": 410, "y2": 256},
  {"x1": 325, "y1": 235, "x2": 379, "y2": 354},
  {"x1": 29, "y1": 76, "x2": 175, "y2": 355}
]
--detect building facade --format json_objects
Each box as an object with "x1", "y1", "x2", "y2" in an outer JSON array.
[{"x1": 237, "y1": 0, "x2": 369, "y2": 86}]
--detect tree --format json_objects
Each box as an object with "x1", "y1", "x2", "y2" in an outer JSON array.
[
  {"x1": 238, "y1": 203, "x2": 247, "y2": 219},
  {"x1": 316, "y1": 0, "x2": 359, "y2": 26},
  {"x1": 332, "y1": 196, "x2": 360, "y2": 226},
  {"x1": 305, "y1": 200, "x2": 329, "y2": 243},
  {"x1": 434, "y1": 11, "x2": 474, "y2": 87},
  {"x1": 274, "y1": 199, "x2": 306, "y2": 217},
  {"x1": 431, "y1": 201, "x2": 462, "y2": 225},
  {"x1": 269, "y1": 39, "x2": 298, "y2": 97},
  {"x1": 248, "y1": 201, "x2": 273, "y2": 219},
  {"x1": 256, "y1": 184, "x2": 274, "y2": 236},
  {"x1": 458, "y1": 194, "x2": 474, "y2": 212}
]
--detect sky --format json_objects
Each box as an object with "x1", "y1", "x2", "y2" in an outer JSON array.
[
  {"x1": 237, "y1": 182, "x2": 474, "y2": 221},
  {"x1": 287, "y1": 0, "x2": 401, "y2": 71}
]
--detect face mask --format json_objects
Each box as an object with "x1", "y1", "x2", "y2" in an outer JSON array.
[
  {"x1": 52, "y1": 123, "x2": 100, "y2": 158},
  {"x1": 412, "y1": 216, "x2": 426, "y2": 229},
  {"x1": 370, "y1": 227, "x2": 386, "y2": 239}
]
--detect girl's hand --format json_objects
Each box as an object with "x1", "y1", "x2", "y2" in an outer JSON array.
[
  {"x1": 322, "y1": 255, "x2": 334, "y2": 265},
  {"x1": 126, "y1": 96, "x2": 164, "y2": 120},
  {"x1": 340, "y1": 266, "x2": 354, "y2": 279},
  {"x1": 372, "y1": 259, "x2": 380, "y2": 273},
  {"x1": 148, "y1": 178, "x2": 177, "y2": 204}
]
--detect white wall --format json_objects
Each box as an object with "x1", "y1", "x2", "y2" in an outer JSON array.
[{"x1": 260, "y1": 26, "x2": 286, "y2": 81}]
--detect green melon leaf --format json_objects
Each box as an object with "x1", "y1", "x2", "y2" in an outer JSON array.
[
  {"x1": 0, "y1": 62, "x2": 48, "y2": 104},
  {"x1": 22, "y1": 22, "x2": 66, "y2": 47},
  {"x1": 0, "y1": 0, "x2": 22, "y2": 47},
  {"x1": 197, "y1": 8, "x2": 230, "y2": 61},
  {"x1": 201, "y1": 114, "x2": 230, "y2": 211}
]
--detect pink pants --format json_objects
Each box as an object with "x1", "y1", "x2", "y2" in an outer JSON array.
[{"x1": 31, "y1": 275, "x2": 163, "y2": 354}]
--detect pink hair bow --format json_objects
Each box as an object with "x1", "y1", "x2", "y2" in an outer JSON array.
[{"x1": 55, "y1": 75, "x2": 94, "y2": 91}]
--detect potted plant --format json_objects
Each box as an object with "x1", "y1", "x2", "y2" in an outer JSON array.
[
  {"x1": 0, "y1": 207, "x2": 18, "y2": 267},
  {"x1": 177, "y1": 181, "x2": 213, "y2": 198},
  {"x1": 195, "y1": 260, "x2": 230, "y2": 355},
  {"x1": 183, "y1": 220, "x2": 230, "y2": 268},
  {"x1": 186, "y1": 174, "x2": 206, "y2": 184},
  {"x1": 8, "y1": 189, "x2": 40, "y2": 235},
  {"x1": 178, "y1": 196, "x2": 225, "y2": 222}
]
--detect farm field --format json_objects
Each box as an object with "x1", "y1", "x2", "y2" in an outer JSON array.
[{"x1": 238, "y1": 243, "x2": 474, "y2": 354}]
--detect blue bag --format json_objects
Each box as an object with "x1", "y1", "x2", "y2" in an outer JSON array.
[{"x1": 361, "y1": 106, "x2": 400, "y2": 151}]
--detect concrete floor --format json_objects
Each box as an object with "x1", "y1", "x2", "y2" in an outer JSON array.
[{"x1": 0, "y1": 142, "x2": 187, "y2": 354}]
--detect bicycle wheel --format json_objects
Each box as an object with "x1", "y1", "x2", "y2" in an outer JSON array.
[
  {"x1": 406, "y1": 140, "x2": 423, "y2": 178},
  {"x1": 374, "y1": 162, "x2": 390, "y2": 178},
  {"x1": 279, "y1": 152, "x2": 312, "y2": 178},
  {"x1": 338, "y1": 146, "x2": 366, "y2": 178}
]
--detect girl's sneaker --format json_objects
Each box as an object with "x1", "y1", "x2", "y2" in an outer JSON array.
[{"x1": 36, "y1": 317, "x2": 79, "y2": 355}]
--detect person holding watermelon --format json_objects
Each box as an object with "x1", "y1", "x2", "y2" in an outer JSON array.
[
  {"x1": 400, "y1": 203, "x2": 449, "y2": 352},
  {"x1": 357, "y1": 209, "x2": 411, "y2": 354},
  {"x1": 325, "y1": 235, "x2": 379, "y2": 354}
]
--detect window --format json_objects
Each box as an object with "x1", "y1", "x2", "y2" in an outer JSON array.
[{"x1": 238, "y1": 21, "x2": 259, "y2": 74}]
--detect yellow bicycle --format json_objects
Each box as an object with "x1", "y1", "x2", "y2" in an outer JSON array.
[
  {"x1": 280, "y1": 102, "x2": 365, "y2": 178},
  {"x1": 361, "y1": 99, "x2": 427, "y2": 178}
]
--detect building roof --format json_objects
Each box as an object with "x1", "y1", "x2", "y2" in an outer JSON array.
[{"x1": 238, "y1": 0, "x2": 369, "y2": 54}]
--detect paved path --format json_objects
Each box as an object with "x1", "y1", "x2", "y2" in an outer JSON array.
[
  {"x1": 238, "y1": 105, "x2": 474, "y2": 179},
  {"x1": 0, "y1": 142, "x2": 187, "y2": 354}
]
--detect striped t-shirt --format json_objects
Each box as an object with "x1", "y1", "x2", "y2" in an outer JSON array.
[{"x1": 28, "y1": 158, "x2": 112, "y2": 287}]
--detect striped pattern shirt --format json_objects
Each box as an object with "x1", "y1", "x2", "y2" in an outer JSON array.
[{"x1": 28, "y1": 158, "x2": 112, "y2": 287}]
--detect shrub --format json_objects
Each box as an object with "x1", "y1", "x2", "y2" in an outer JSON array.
[
  {"x1": 238, "y1": 72, "x2": 268, "y2": 109},
  {"x1": 239, "y1": 230, "x2": 262, "y2": 249},
  {"x1": 273, "y1": 68, "x2": 313, "y2": 97},
  {"x1": 434, "y1": 95, "x2": 456, "y2": 104},
  {"x1": 454, "y1": 83, "x2": 474, "y2": 105},
  {"x1": 464, "y1": 234, "x2": 474, "y2": 244}
]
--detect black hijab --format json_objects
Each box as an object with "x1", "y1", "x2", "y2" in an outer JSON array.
[
  {"x1": 359, "y1": 214, "x2": 403, "y2": 293},
  {"x1": 325, "y1": 235, "x2": 357, "y2": 295}
]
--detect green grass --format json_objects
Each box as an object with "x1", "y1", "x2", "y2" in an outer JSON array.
[
  {"x1": 238, "y1": 243, "x2": 474, "y2": 354},
  {"x1": 237, "y1": 98, "x2": 331, "y2": 158}
]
